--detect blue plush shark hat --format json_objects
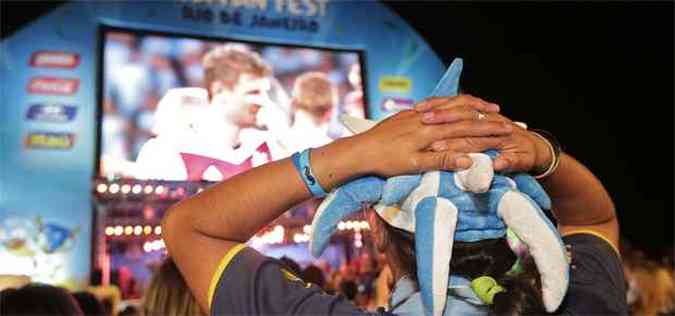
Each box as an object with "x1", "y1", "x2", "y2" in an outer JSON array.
[{"x1": 309, "y1": 59, "x2": 569, "y2": 316}]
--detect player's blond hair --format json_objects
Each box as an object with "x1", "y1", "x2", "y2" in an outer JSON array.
[
  {"x1": 202, "y1": 44, "x2": 272, "y2": 93},
  {"x1": 292, "y1": 72, "x2": 336, "y2": 111}
]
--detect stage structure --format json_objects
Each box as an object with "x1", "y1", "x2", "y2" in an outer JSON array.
[{"x1": 0, "y1": 0, "x2": 445, "y2": 293}]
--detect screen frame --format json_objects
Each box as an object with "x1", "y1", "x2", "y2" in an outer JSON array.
[{"x1": 94, "y1": 24, "x2": 370, "y2": 183}]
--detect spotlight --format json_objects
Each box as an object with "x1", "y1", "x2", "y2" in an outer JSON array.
[
  {"x1": 96, "y1": 183, "x2": 108, "y2": 194},
  {"x1": 293, "y1": 233, "x2": 309, "y2": 243},
  {"x1": 143, "y1": 225, "x2": 152, "y2": 235},
  {"x1": 154, "y1": 226, "x2": 162, "y2": 235},
  {"x1": 132, "y1": 184, "x2": 142, "y2": 194},
  {"x1": 104, "y1": 226, "x2": 114, "y2": 236},
  {"x1": 114, "y1": 226, "x2": 123, "y2": 236},
  {"x1": 109, "y1": 183, "x2": 120, "y2": 194},
  {"x1": 134, "y1": 225, "x2": 142, "y2": 235},
  {"x1": 121, "y1": 184, "x2": 131, "y2": 194},
  {"x1": 124, "y1": 226, "x2": 133, "y2": 235},
  {"x1": 144, "y1": 185, "x2": 154, "y2": 194},
  {"x1": 154, "y1": 186, "x2": 165, "y2": 195}
]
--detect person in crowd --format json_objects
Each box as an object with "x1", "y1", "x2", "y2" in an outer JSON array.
[
  {"x1": 118, "y1": 305, "x2": 140, "y2": 316},
  {"x1": 301, "y1": 265, "x2": 327, "y2": 289},
  {"x1": 340, "y1": 279, "x2": 359, "y2": 303},
  {"x1": 373, "y1": 264, "x2": 394, "y2": 309},
  {"x1": 0, "y1": 274, "x2": 30, "y2": 292},
  {"x1": 162, "y1": 94, "x2": 627, "y2": 314},
  {"x1": 87, "y1": 269, "x2": 121, "y2": 316},
  {"x1": 325, "y1": 269, "x2": 342, "y2": 295},
  {"x1": 623, "y1": 248, "x2": 675, "y2": 316},
  {"x1": 0, "y1": 283, "x2": 84, "y2": 315},
  {"x1": 73, "y1": 291, "x2": 106, "y2": 316},
  {"x1": 142, "y1": 258, "x2": 205, "y2": 316}
]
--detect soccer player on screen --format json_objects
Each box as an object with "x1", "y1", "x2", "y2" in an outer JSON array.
[
  {"x1": 285, "y1": 71, "x2": 338, "y2": 152},
  {"x1": 135, "y1": 44, "x2": 290, "y2": 181}
]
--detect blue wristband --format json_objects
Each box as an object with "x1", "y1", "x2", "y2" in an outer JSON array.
[{"x1": 291, "y1": 148, "x2": 328, "y2": 198}]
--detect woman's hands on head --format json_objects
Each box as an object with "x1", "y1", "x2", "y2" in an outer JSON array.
[
  {"x1": 414, "y1": 95, "x2": 553, "y2": 175},
  {"x1": 349, "y1": 95, "x2": 513, "y2": 177}
]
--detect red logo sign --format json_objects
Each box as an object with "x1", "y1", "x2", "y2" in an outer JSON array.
[
  {"x1": 30, "y1": 51, "x2": 80, "y2": 68},
  {"x1": 27, "y1": 77, "x2": 80, "y2": 95}
]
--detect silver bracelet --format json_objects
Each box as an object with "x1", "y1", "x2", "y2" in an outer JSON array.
[{"x1": 530, "y1": 129, "x2": 562, "y2": 179}]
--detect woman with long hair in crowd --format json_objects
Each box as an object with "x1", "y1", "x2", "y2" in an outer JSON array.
[
  {"x1": 142, "y1": 258, "x2": 204, "y2": 316},
  {"x1": 623, "y1": 248, "x2": 675, "y2": 316}
]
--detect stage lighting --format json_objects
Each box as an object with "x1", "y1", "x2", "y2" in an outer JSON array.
[
  {"x1": 293, "y1": 233, "x2": 309, "y2": 243},
  {"x1": 154, "y1": 185, "x2": 165, "y2": 195},
  {"x1": 354, "y1": 231, "x2": 363, "y2": 248},
  {"x1": 96, "y1": 183, "x2": 108, "y2": 194}
]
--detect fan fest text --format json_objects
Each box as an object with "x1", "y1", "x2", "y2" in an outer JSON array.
[{"x1": 180, "y1": 0, "x2": 329, "y2": 33}]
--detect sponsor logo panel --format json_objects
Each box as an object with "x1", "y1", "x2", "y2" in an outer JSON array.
[
  {"x1": 378, "y1": 76, "x2": 412, "y2": 93},
  {"x1": 30, "y1": 51, "x2": 80, "y2": 68},
  {"x1": 27, "y1": 77, "x2": 80, "y2": 95},
  {"x1": 26, "y1": 104, "x2": 78, "y2": 123},
  {"x1": 381, "y1": 97, "x2": 415, "y2": 111},
  {"x1": 24, "y1": 132, "x2": 76, "y2": 150}
]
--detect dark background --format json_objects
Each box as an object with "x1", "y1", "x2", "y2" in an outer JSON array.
[
  {"x1": 384, "y1": 2, "x2": 673, "y2": 257},
  {"x1": 2, "y1": 1, "x2": 673, "y2": 257}
]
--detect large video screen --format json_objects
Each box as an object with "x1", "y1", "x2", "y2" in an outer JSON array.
[{"x1": 98, "y1": 27, "x2": 366, "y2": 182}]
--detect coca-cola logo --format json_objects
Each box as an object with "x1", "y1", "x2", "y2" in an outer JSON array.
[
  {"x1": 27, "y1": 77, "x2": 80, "y2": 95},
  {"x1": 30, "y1": 51, "x2": 80, "y2": 68}
]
